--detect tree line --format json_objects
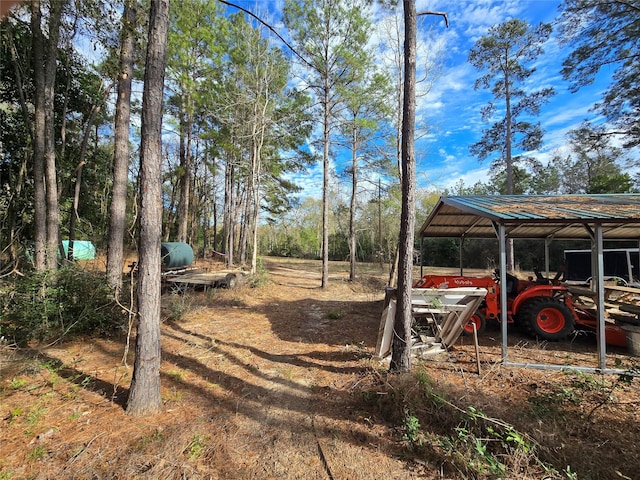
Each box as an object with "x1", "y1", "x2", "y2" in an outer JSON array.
[{"x1": 2, "y1": 1, "x2": 638, "y2": 280}]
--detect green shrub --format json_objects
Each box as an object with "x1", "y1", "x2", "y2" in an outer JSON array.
[
  {"x1": 166, "y1": 295, "x2": 193, "y2": 322},
  {"x1": 0, "y1": 266, "x2": 128, "y2": 346}
]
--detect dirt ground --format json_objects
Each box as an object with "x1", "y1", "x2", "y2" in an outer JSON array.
[{"x1": 1, "y1": 257, "x2": 640, "y2": 479}]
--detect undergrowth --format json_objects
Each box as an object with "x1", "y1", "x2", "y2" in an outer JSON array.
[
  {"x1": 165, "y1": 295, "x2": 194, "y2": 322},
  {"x1": 0, "y1": 265, "x2": 128, "y2": 346},
  {"x1": 528, "y1": 367, "x2": 640, "y2": 421},
  {"x1": 361, "y1": 362, "x2": 640, "y2": 479},
  {"x1": 247, "y1": 257, "x2": 269, "y2": 288},
  {"x1": 366, "y1": 365, "x2": 574, "y2": 479}
]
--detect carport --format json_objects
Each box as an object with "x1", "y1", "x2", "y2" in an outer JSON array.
[{"x1": 418, "y1": 194, "x2": 640, "y2": 373}]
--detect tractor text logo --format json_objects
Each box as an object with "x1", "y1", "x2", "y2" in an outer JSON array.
[{"x1": 453, "y1": 278, "x2": 474, "y2": 286}]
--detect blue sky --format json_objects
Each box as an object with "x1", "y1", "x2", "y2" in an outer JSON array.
[{"x1": 235, "y1": 0, "x2": 616, "y2": 199}]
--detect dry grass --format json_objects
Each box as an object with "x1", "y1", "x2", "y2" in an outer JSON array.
[{"x1": 1, "y1": 257, "x2": 639, "y2": 479}]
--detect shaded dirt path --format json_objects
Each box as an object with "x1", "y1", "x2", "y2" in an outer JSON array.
[{"x1": 0, "y1": 258, "x2": 429, "y2": 479}]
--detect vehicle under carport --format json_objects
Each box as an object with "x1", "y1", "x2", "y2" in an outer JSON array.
[{"x1": 417, "y1": 194, "x2": 640, "y2": 374}]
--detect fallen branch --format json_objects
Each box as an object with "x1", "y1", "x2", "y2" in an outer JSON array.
[{"x1": 311, "y1": 415, "x2": 334, "y2": 480}]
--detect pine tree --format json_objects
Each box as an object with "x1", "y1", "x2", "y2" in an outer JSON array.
[
  {"x1": 559, "y1": 0, "x2": 640, "y2": 148},
  {"x1": 283, "y1": 0, "x2": 371, "y2": 288},
  {"x1": 126, "y1": 0, "x2": 169, "y2": 417},
  {"x1": 468, "y1": 18, "x2": 554, "y2": 270}
]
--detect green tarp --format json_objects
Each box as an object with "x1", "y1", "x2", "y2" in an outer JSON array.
[{"x1": 62, "y1": 240, "x2": 96, "y2": 260}]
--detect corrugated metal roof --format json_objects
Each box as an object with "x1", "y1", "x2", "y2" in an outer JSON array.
[{"x1": 418, "y1": 194, "x2": 640, "y2": 239}]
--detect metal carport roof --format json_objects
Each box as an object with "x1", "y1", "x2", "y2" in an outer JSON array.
[{"x1": 418, "y1": 194, "x2": 640, "y2": 240}]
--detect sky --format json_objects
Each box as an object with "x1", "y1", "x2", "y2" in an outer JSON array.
[
  {"x1": 234, "y1": 0, "x2": 616, "y2": 200},
  {"x1": 405, "y1": 0, "x2": 604, "y2": 193}
]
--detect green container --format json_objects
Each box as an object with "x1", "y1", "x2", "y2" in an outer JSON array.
[
  {"x1": 161, "y1": 242, "x2": 194, "y2": 269},
  {"x1": 62, "y1": 240, "x2": 96, "y2": 260}
]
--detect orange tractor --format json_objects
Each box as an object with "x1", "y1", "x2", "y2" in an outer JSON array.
[{"x1": 413, "y1": 269, "x2": 624, "y2": 344}]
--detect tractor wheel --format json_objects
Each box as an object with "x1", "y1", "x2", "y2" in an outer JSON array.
[
  {"x1": 517, "y1": 297, "x2": 575, "y2": 341},
  {"x1": 462, "y1": 310, "x2": 486, "y2": 336}
]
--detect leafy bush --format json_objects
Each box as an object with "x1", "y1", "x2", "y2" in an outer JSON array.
[{"x1": 0, "y1": 266, "x2": 128, "y2": 346}]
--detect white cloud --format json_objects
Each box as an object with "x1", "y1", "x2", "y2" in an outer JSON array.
[{"x1": 543, "y1": 104, "x2": 594, "y2": 128}]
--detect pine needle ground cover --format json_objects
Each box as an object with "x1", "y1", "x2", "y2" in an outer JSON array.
[{"x1": 1, "y1": 257, "x2": 639, "y2": 479}]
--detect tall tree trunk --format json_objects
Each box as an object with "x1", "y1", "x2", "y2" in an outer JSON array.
[
  {"x1": 176, "y1": 95, "x2": 192, "y2": 242},
  {"x1": 223, "y1": 157, "x2": 235, "y2": 268},
  {"x1": 233, "y1": 184, "x2": 244, "y2": 261},
  {"x1": 163, "y1": 166, "x2": 177, "y2": 241},
  {"x1": 248, "y1": 76, "x2": 269, "y2": 274},
  {"x1": 201, "y1": 162, "x2": 209, "y2": 254},
  {"x1": 349, "y1": 119, "x2": 357, "y2": 282},
  {"x1": 59, "y1": 57, "x2": 71, "y2": 176},
  {"x1": 57, "y1": 4, "x2": 79, "y2": 195},
  {"x1": 504, "y1": 70, "x2": 515, "y2": 271},
  {"x1": 387, "y1": 12, "x2": 404, "y2": 288},
  {"x1": 212, "y1": 180, "x2": 218, "y2": 254},
  {"x1": 43, "y1": 0, "x2": 64, "y2": 270},
  {"x1": 239, "y1": 178, "x2": 250, "y2": 265},
  {"x1": 126, "y1": 0, "x2": 169, "y2": 417},
  {"x1": 7, "y1": 21, "x2": 32, "y2": 266},
  {"x1": 107, "y1": 0, "x2": 136, "y2": 296},
  {"x1": 30, "y1": 0, "x2": 46, "y2": 271},
  {"x1": 321, "y1": 78, "x2": 330, "y2": 288},
  {"x1": 223, "y1": 161, "x2": 230, "y2": 263},
  {"x1": 189, "y1": 167, "x2": 199, "y2": 246},
  {"x1": 251, "y1": 190, "x2": 259, "y2": 273},
  {"x1": 378, "y1": 178, "x2": 383, "y2": 270},
  {"x1": 188, "y1": 137, "x2": 201, "y2": 246},
  {"x1": 69, "y1": 83, "x2": 113, "y2": 261},
  {"x1": 390, "y1": 0, "x2": 417, "y2": 373},
  {"x1": 250, "y1": 128, "x2": 265, "y2": 275}
]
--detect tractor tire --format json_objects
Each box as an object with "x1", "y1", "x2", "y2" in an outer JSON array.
[
  {"x1": 462, "y1": 310, "x2": 486, "y2": 336},
  {"x1": 517, "y1": 297, "x2": 575, "y2": 341}
]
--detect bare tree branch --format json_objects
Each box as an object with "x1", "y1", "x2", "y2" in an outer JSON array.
[
  {"x1": 216, "y1": 0, "x2": 315, "y2": 70},
  {"x1": 417, "y1": 10, "x2": 449, "y2": 28}
]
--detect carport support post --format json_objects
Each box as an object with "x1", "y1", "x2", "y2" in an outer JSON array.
[
  {"x1": 595, "y1": 224, "x2": 607, "y2": 370},
  {"x1": 544, "y1": 238, "x2": 551, "y2": 278},
  {"x1": 459, "y1": 235, "x2": 465, "y2": 276},
  {"x1": 499, "y1": 224, "x2": 508, "y2": 362},
  {"x1": 420, "y1": 237, "x2": 423, "y2": 277}
]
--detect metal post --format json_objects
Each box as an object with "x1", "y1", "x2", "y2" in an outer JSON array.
[
  {"x1": 499, "y1": 224, "x2": 508, "y2": 362},
  {"x1": 420, "y1": 236, "x2": 423, "y2": 277},
  {"x1": 544, "y1": 238, "x2": 550, "y2": 278},
  {"x1": 459, "y1": 235, "x2": 465, "y2": 276},
  {"x1": 595, "y1": 223, "x2": 606, "y2": 370}
]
